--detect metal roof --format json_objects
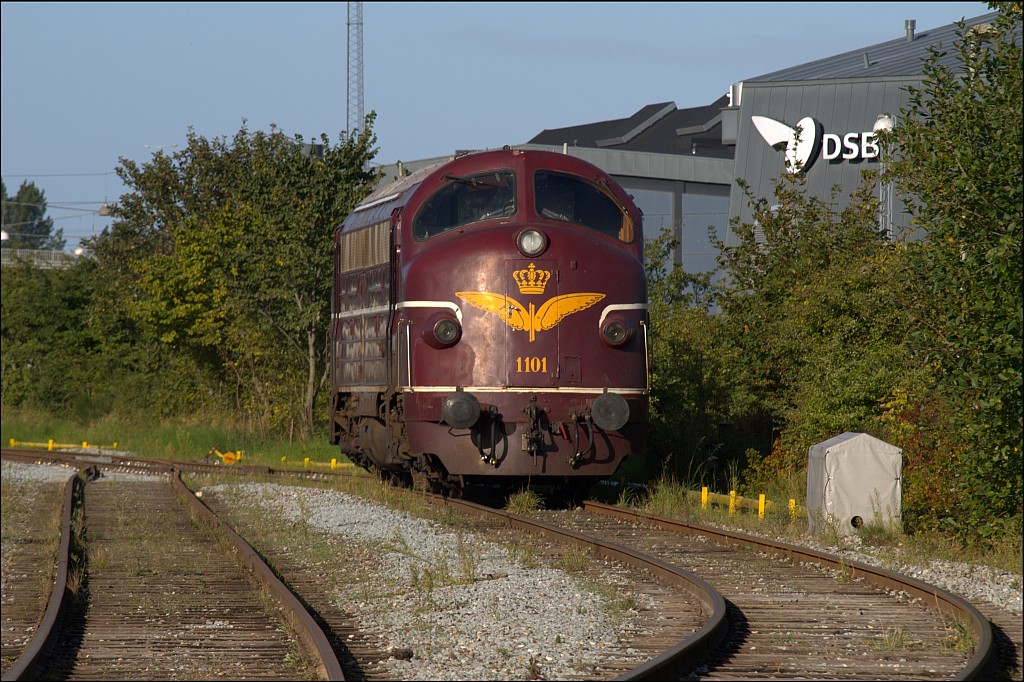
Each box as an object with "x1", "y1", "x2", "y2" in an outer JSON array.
[
  {"x1": 528, "y1": 95, "x2": 733, "y2": 158},
  {"x1": 746, "y1": 12, "x2": 1003, "y2": 83}
]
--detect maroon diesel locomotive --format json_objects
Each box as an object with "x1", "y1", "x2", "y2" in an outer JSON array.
[{"x1": 329, "y1": 148, "x2": 647, "y2": 498}]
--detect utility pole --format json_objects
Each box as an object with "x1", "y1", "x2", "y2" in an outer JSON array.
[{"x1": 347, "y1": 2, "x2": 364, "y2": 139}]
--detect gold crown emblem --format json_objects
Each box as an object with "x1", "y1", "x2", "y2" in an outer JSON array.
[{"x1": 513, "y1": 263, "x2": 551, "y2": 295}]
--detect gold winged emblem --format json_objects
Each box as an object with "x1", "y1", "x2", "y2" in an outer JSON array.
[{"x1": 455, "y1": 291, "x2": 605, "y2": 342}]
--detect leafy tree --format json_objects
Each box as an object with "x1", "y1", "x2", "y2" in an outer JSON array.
[
  {"x1": 644, "y1": 227, "x2": 735, "y2": 484},
  {"x1": 90, "y1": 119, "x2": 381, "y2": 438},
  {"x1": 709, "y1": 173, "x2": 923, "y2": 499},
  {"x1": 880, "y1": 4, "x2": 1023, "y2": 540},
  {"x1": 714, "y1": 178, "x2": 889, "y2": 404},
  {"x1": 2, "y1": 260, "x2": 111, "y2": 418},
  {"x1": 1, "y1": 254, "x2": 213, "y2": 421},
  {"x1": 1, "y1": 179, "x2": 65, "y2": 250}
]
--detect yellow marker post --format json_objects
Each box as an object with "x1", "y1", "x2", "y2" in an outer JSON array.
[
  {"x1": 701, "y1": 486, "x2": 709, "y2": 510},
  {"x1": 331, "y1": 458, "x2": 337, "y2": 469},
  {"x1": 758, "y1": 494, "x2": 766, "y2": 520},
  {"x1": 48, "y1": 439, "x2": 55, "y2": 451},
  {"x1": 304, "y1": 457, "x2": 310, "y2": 468},
  {"x1": 789, "y1": 498, "x2": 797, "y2": 518},
  {"x1": 281, "y1": 456, "x2": 287, "y2": 463},
  {"x1": 729, "y1": 490, "x2": 737, "y2": 515}
]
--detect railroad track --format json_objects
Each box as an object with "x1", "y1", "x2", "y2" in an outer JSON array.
[
  {"x1": 194, "y1": 474, "x2": 724, "y2": 680},
  {"x1": 3, "y1": 449, "x2": 1015, "y2": 680},
  {"x1": 197, "y1": 490, "x2": 396, "y2": 682},
  {"x1": 0, "y1": 454, "x2": 343, "y2": 681},
  {"x1": 5, "y1": 453, "x2": 720, "y2": 680},
  {"x1": 539, "y1": 502, "x2": 994, "y2": 680},
  {"x1": 421, "y1": 492, "x2": 1000, "y2": 680}
]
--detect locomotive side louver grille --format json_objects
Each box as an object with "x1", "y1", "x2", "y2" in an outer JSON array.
[{"x1": 339, "y1": 220, "x2": 389, "y2": 272}]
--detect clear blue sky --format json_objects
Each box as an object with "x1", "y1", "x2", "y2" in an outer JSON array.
[{"x1": 1, "y1": 2, "x2": 990, "y2": 248}]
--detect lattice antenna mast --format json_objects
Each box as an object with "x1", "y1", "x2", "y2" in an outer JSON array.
[{"x1": 346, "y1": 2, "x2": 365, "y2": 139}]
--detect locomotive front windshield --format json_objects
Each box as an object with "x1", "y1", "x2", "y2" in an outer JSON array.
[
  {"x1": 534, "y1": 171, "x2": 634, "y2": 243},
  {"x1": 413, "y1": 170, "x2": 516, "y2": 240}
]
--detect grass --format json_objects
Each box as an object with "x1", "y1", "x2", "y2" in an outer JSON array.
[
  {"x1": 5, "y1": 408, "x2": 1019, "y2": 580},
  {"x1": 873, "y1": 627, "x2": 923, "y2": 651},
  {"x1": 506, "y1": 488, "x2": 544, "y2": 514},
  {"x1": 502, "y1": 538, "x2": 540, "y2": 569},
  {"x1": 942, "y1": 616, "x2": 977, "y2": 653},
  {"x1": 557, "y1": 544, "x2": 592, "y2": 573},
  {"x1": 1, "y1": 407, "x2": 350, "y2": 469}
]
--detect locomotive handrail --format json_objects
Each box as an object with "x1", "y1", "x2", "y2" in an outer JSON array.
[
  {"x1": 640, "y1": 319, "x2": 650, "y2": 393},
  {"x1": 405, "y1": 319, "x2": 412, "y2": 388}
]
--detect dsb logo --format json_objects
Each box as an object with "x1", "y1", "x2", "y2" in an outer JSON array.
[
  {"x1": 821, "y1": 131, "x2": 881, "y2": 161},
  {"x1": 752, "y1": 115, "x2": 881, "y2": 174}
]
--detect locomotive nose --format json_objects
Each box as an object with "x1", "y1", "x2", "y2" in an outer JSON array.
[
  {"x1": 591, "y1": 392, "x2": 630, "y2": 431},
  {"x1": 443, "y1": 388, "x2": 481, "y2": 429}
]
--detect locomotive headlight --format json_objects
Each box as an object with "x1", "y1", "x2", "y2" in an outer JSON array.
[
  {"x1": 422, "y1": 313, "x2": 462, "y2": 348},
  {"x1": 433, "y1": 318, "x2": 461, "y2": 345},
  {"x1": 600, "y1": 318, "x2": 634, "y2": 348},
  {"x1": 517, "y1": 229, "x2": 548, "y2": 257}
]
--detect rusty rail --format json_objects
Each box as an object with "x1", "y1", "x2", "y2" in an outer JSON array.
[
  {"x1": 582, "y1": 500, "x2": 995, "y2": 681},
  {"x1": 169, "y1": 470, "x2": 345, "y2": 680},
  {"x1": 0, "y1": 453, "x2": 345, "y2": 681},
  {"x1": 2, "y1": 465, "x2": 94, "y2": 682}
]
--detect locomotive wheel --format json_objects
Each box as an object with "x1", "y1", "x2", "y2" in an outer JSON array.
[
  {"x1": 409, "y1": 454, "x2": 464, "y2": 498},
  {"x1": 385, "y1": 470, "x2": 412, "y2": 488},
  {"x1": 441, "y1": 473, "x2": 465, "y2": 499}
]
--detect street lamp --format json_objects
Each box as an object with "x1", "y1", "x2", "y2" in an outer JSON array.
[{"x1": 873, "y1": 113, "x2": 895, "y2": 240}]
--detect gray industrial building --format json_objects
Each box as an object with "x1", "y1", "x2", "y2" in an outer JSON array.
[
  {"x1": 376, "y1": 12, "x2": 1001, "y2": 277},
  {"x1": 724, "y1": 12, "x2": 1004, "y2": 242}
]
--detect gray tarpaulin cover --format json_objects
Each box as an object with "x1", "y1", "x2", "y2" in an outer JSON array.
[{"x1": 806, "y1": 432, "x2": 902, "y2": 535}]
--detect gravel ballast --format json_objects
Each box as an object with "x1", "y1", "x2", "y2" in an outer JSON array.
[{"x1": 207, "y1": 482, "x2": 649, "y2": 680}]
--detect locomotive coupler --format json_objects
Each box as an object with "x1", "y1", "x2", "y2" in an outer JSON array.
[{"x1": 521, "y1": 397, "x2": 546, "y2": 466}]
